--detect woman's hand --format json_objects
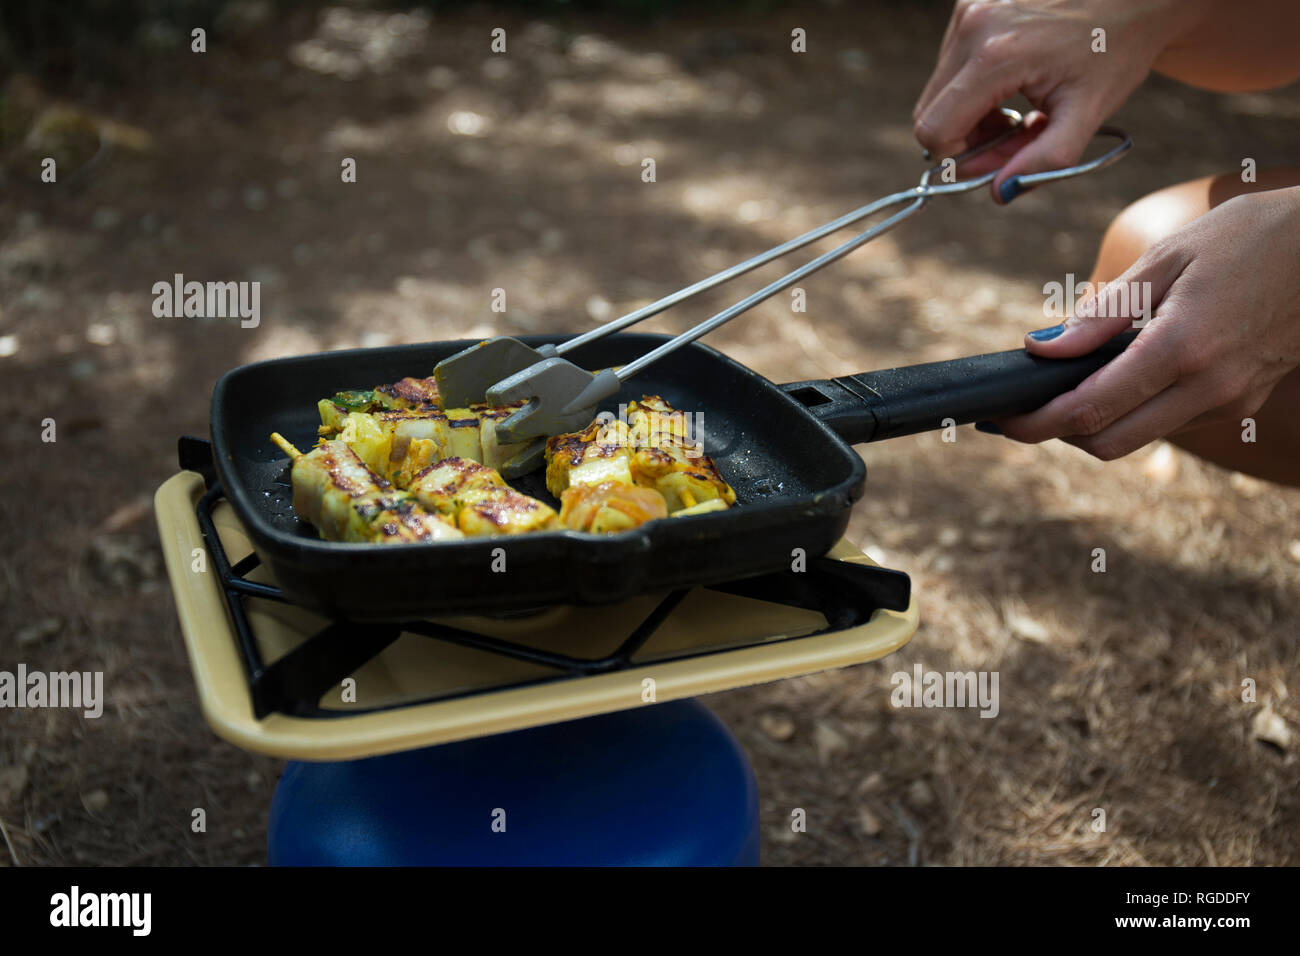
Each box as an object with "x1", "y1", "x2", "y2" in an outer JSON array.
[
  {"x1": 994, "y1": 186, "x2": 1300, "y2": 460},
  {"x1": 913, "y1": 0, "x2": 1204, "y2": 200}
]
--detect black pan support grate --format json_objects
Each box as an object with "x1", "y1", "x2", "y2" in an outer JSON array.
[{"x1": 178, "y1": 436, "x2": 910, "y2": 721}]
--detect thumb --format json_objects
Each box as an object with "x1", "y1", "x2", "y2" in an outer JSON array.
[
  {"x1": 1026, "y1": 247, "x2": 1183, "y2": 357},
  {"x1": 992, "y1": 94, "x2": 1097, "y2": 204}
]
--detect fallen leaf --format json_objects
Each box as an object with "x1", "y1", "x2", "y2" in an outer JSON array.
[
  {"x1": 99, "y1": 496, "x2": 151, "y2": 533},
  {"x1": 1006, "y1": 610, "x2": 1052, "y2": 644},
  {"x1": 857, "y1": 806, "x2": 883, "y2": 837},
  {"x1": 857, "y1": 771, "x2": 884, "y2": 795},
  {"x1": 814, "y1": 720, "x2": 849, "y2": 766},
  {"x1": 1252, "y1": 706, "x2": 1291, "y2": 751},
  {"x1": 907, "y1": 779, "x2": 936, "y2": 808},
  {"x1": 758, "y1": 709, "x2": 795, "y2": 742}
]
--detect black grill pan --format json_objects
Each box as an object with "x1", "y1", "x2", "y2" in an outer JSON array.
[{"x1": 209, "y1": 331, "x2": 1130, "y2": 619}]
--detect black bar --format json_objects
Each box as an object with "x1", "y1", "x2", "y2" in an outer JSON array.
[{"x1": 783, "y1": 331, "x2": 1136, "y2": 444}]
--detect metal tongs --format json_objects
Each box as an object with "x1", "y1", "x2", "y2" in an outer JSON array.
[{"x1": 435, "y1": 108, "x2": 1132, "y2": 477}]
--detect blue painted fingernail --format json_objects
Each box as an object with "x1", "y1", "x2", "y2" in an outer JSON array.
[
  {"x1": 998, "y1": 177, "x2": 1023, "y2": 204},
  {"x1": 974, "y1": 421, "x2": 1002, "y2": 435},
  {"x1": 1027, "y1": 323, "x2": 1066, "y2": 341}
]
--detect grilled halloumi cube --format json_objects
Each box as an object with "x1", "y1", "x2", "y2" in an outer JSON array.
[
  {"x1": 408, "y1": 456, "x2": 556, "y2": 535},
  {"x1": 475, "y1": 402, "x2": 531, "y2": 471},
  {"x1": 354, "y1": 491, "x2": 464, "y2": 543},
  {"x1": 558, "y1": 480, "x2": 668, "y2": 533},
  {"x1": 544, "y1": 417, "x2": 633, "y2": 496},
  {"x1": 286, "y1": 439, "x2": 385, "y2": 541},
  {"x1": 456, "y1": 485, "x2": 558, "y2": 536},
  {"x1": 408, "y1": 456, "x2": 507, "y2": 516},
  {"x1": 443, "y1": 407, "x2": 484, "y2": 461}
]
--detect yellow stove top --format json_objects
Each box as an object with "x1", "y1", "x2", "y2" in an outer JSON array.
[{"x1": 155, "y1": 470, "x2": 917, "y2": 761}]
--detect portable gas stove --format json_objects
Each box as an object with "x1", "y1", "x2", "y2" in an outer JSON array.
[
  {"x1": 157, "y1": 439, "x2": 917, "y2": 864},
  {"x1": 158, "y1": 439, "x2": 917, "y2": 761}
]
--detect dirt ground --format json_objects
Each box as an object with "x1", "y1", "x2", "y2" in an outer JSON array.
[{"x1": 1, "y1": 3, "x2": 1298, "y2": 866}]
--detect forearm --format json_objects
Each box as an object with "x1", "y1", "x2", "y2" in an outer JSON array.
[{"x1": 1153, "y1": 0, "x2": 1300, "y2": 91}]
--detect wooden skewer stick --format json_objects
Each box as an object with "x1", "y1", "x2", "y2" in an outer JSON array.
[{"x1": 270, "y1": 432, "x2": 304, "y2": 460}]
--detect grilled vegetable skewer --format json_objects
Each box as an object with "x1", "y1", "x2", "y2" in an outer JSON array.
[
  {"x1": 282, "y1": 376, "x2": 737, "y2": 541},
  {"x1": 544, "y1": 396, "x2": 736, "y2": 531},
  {"x1": 270, "y1": 433, "x2": 464, "y2": 543}
]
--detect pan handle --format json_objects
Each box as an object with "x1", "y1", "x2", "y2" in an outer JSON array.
[{"x1": 780, "y1": 331, "x2": 1136, "y2": 445}]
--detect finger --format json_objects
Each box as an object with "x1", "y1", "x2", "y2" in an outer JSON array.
[
  {"x1": 996, "y1": 330, "x2": 1180, "y2": 445},
  {"x1": 1170, "y1": 383, "x2": 1271, "y2": 434},
  {"x1": 913, "y1": 2, "x2": 980, "y2": 128},
  {"x1": 989, "y1": 90, "x2": 1100, "y2": 203},
  {"x1": 949, "y1": 110, "x2": 1046, "y2": 177},
  {"x1": 1025, "y1": 248, "x2": 1186, "y2": 359},
  {"x1": 1059, "y1": 381, "x2": 1214, "y2": 461},
  {"x1": 914, "y1": 57, "x2": 1020, "y2": 159}
]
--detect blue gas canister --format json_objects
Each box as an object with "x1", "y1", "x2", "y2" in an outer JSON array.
[{"x1": 268, "y1": 699, "x2": 760, "y2": 866}]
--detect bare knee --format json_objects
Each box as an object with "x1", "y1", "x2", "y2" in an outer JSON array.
[
  {"x1": 1091, "y1": 179, "x2": 1214, "y2": 283},
  {"x1": 1093, "y1": 168, "x2": 1300, "y2": 283}
]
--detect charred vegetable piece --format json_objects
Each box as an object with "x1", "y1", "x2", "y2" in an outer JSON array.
[
  {"x1": 336, "y1": 411, "x2": 393, "y2": 478},
  {"x1": 559, "y1": 480, "x2": 668, "y2": 533},
  {"x1": 630, "y1": 437, "x2": 736, "y2": 508},
  {"x1": 375, "y1": 376, "x2": 441, "y2": 410},
  {"x1": 626, "y1": 395, "x2": 691, "y2": 444},
  {"x1": 627, "y1": 396, "x2": 735, "y2": 508},
  {"x1": 383, "y1": 410, "x2": 455, "y2": 488},
  {"x1": 333, "y1": 389, "x2": 381, "y2": 411},
  {"x1": 317, "y1": 376, "x2": 441, "y2": 437},
  {"x1": 317, "y1": 390, "x2": 385, "y2": 435},
  {"x1": 670, "y1": 498, "x2": 729, "y2": 518}
]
